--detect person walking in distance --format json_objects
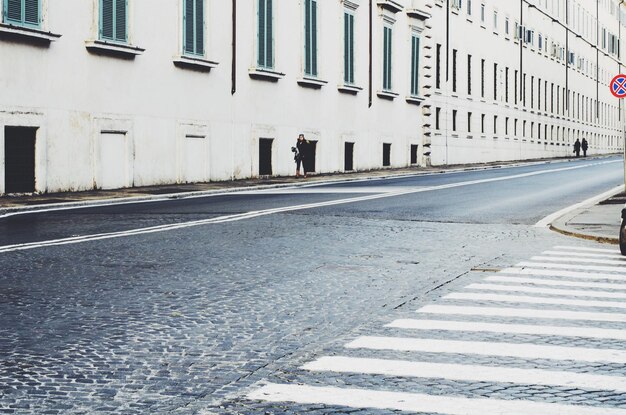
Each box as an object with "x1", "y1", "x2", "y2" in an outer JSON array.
[
  {"x1": 574, "y1": 138, "x2": 581, "y2": 158},
  {"x1": 293, "y1": 134, "x2": 308, "y2": 178},
  {"x1": 581, "y1": 138, "x2": 588, "y2": 157}
]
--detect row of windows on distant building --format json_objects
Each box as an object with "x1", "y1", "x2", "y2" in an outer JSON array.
[
  {"x1": 449, "y1": 0, "x2": 622, "y2": 61},
  {"x1": 435, "y1": 108, "x2": 620, "y2": 149},
  {"x1": 2, "y1": 0, "x2": 422, "y2": 98},
  {"x1": 436, "y1": 46, "x2": 622, "y2": 130}
]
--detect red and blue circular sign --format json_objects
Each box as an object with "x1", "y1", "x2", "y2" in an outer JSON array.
[{"x1": 611, "y1": 74, "x2": 626, "y2": 98}]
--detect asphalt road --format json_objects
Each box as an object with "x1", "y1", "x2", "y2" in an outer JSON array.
[{"x1": 0, "y1": 155, "x2": 624, "y2": 414}]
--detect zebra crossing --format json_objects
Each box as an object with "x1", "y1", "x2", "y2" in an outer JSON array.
[{"x1": 245, "y1": 244, "x2": 626, "y2": 414}]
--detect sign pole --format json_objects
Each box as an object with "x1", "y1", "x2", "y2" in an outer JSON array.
[{"x1": 610, "y1": 74, "x2": 626, "y2": 189}]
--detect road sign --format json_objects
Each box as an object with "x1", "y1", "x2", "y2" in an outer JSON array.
[{"x1": 610, "y1": 74, "x2": 626, "y2": 98}]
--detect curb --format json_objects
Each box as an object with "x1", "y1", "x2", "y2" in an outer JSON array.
[
  {"x1": 548, "y1": 224, "x2": 619, "y2": 245},
  {"x1": 0, "y1": 155, "x2": 618, "y2": 217}
]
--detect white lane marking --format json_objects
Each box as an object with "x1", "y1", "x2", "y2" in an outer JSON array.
[
  {"x1": 555, "y1": 245, "x2": 620, "y2": 253},
  {"x1": 418, "y1": 304, "x2": 626, "y2": 323},
  {"x1": 517, "y1": 261, "x2": 626, "y2": 274},
  {"x1": 387, "y1": 318, "x2": 626, "y2": 341},
  {"x1": 484, "y1": 275, "x2": 626, "y2": 290},
  {"x1": 247, "y1": 383, "x2": 626, "y2": 415},
  {"x1": 532, "y1": 256, "x2": 626, "y2": 267},
  {"x1": 503, "y1": 267, "x2": 626, "y2": 281},
  {"x1": 534, "y1": 184, "x2": 624, "y2": 228},
  {"x1": 465, "y1": 283, "x2": 626, "y2": 299},
  {"x1": 238, "y1": 186, "x2": 422, "y2": 194},
  {"x1": 543, "y1": 250, "x2": 626, "y2": 259},
  {"x1": 303, "y1": 356, "x2": 626, "y2": 392},
  {"x1": 0, "y1": 160, "x2": 620, "y2": 252},
  {"x1": 445, "y1": 292, "x2": 626, "y2": 310},
  {"x1": 346, "y1": 336, "x2": 626, "y2": 363}
]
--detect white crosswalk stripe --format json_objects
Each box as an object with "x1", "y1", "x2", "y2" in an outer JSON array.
[
  {"x1": 386, "y1": 318, "x2": 626, "y2": 340},
  {"x1": 247, "y1": 245, "x2": 626, "y2": 413}
]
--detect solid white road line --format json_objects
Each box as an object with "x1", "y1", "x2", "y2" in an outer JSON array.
[
  {"x1": 503, "y1": 266, "x2": 626, "y2": 281},
  {"x1": 247, "y1": 383, "x2": 626, "y2": 415},
  {"x1": 517, "y1": 261, "x2": 626, "y2": 274},
  {"x1": 418, "y1": 304, "x2": 626, "y2": 323},
  {"x1": 554, "y1": 245, "x2": 620, "y2": 253},
  {"x1": 0, "y1": 160, "x2": 620, "y2": 253},
  {"x1": 484, "y1": 275, "x2": 626, "y2": 290},
  {"x1": 534, "y1": 184, "x2": 624, "y2": 228},
  {"x1": 531, "y1": 256, "x2": 626, "y2": 267},
  {"x1": 386, "y1": 318, "x2": 626, "y2": 340},
  {"x1": 303, "y1": 356, "x2": 626, "y2": 392},
  {"x1": 346, "y1": 336, "x2": 626, "y2": 363},
  {"x1": 542, "y1": 250, "x2": 626, "y2": 259},
  {"x1": 445, "y1": 292, "x2": 626, "y2": 310},
  {"x1": 465, "y1": 283, "x2": 626, "y2": 299}
]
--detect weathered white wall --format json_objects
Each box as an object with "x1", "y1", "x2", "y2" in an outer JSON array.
[{"x1": 0, "y1": 0, "x2": 426, "y2": 195}]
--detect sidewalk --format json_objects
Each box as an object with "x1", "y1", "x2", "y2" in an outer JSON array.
[{"x1": 550, "y1": 190, "x2": 626, "y2": 245}]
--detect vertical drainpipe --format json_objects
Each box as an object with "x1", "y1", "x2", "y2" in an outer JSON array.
[
  {"x1": 565, "y1": 0, "x2": 569, "y2": 118},
  {"x1": 231, "y1": 0, "x2": 237, "y2": 95},
  {"x1": 445, "y1": 0, "x2": 450, "y2": 164},
  {"x1": 369, "y1": 0, "x2": 373, "y2": 108},
  {"x1": 519, "y1": 0, "x2": 523, "y2": 108},
  {"x1": 597, "y1": 0, "x2": 600, "y2": 123}
]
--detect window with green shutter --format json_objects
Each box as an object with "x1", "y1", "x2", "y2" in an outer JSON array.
[
  {"x1": 3, "y1": 0, "x2": 40, "y2": 28},
  {"x1": 304, "y1": 0, "x2": 317, "y2": 77},
  {"x1": 382, "y1": 26, "x2": 392, "y2": 91},
  {"x1": 257, "y1": 0, "x2": 273, "y2": 69},
  {"x1": 100, "y1": 0, "x2": 128, "y2": 43},
  {"x1": 183, "y1": 0, "x2": 204, "y2": 56},
  {"x1": 343, "y1": 11, "x2": 354, "y2": 85},
  {"x1": 410, "y1": 34, "x2": 420, "y2": 96}
]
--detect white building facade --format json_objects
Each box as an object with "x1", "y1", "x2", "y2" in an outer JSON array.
[
  {"x1": 427, "y1": 0, "x2": 626, "y2": 165},
  {"x1": 0, "y1": 0, "x2": 624, "y2": 195}
]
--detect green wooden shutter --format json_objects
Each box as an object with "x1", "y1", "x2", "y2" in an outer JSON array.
[
  {"x1": 101, "y1": 0, "x2": 114, "y2": 39},
  {"x1": 6, "y1": 0, "x2": 23, "y2": 22},
  {"x1": 343, "y1": 12, "x2": 349, "y2": 83},
  {"x1": 304, "y1": 0, "x2": 311, "y2": 74},
  {"x1": 349, "y1": 14, "x2": 354, "y2": 83},
  {"x1": 115, "y1": 0, "x2": 127, "y2": 42},
  {"x1": 311, "y1": 0, "x2": 317, "y2": 76},
  {"x1": 184, "y1": 0, "x2": 194, "y2": 53},
  {"x1": 266, "y1": 0, "x2": 273, "y2": 67},
  {"x1": 195, "y1": 0, "x2": 204, "y2": 55},
  {"x1": 411, "y1": 35, "x2": 420, "y2": 96},
  {"x1": 24, "y1": 0, "x2": 39, "y2": 26},
  {"x1": 258, "y1": 0, "x2": 266, "y2": 66},
  {"x1": 383, "y1": 27, "x2": 392, "y2": 90}
]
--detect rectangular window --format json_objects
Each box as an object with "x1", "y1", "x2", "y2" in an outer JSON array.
[
  {"x1": 530, "y1": 76, "x2": 534, "y2": 108},
  {"x1": 493, "y1": 11, "x2": 498, "y2": 30},
  {"x1": 505, "y1": 117, "x2": 509, "y2": 135},
  {"x1": 410, "y1": 34, "x2": 420, "y2": 96},
  {"x1": 537, "y1": 78, "x2": 541, "y2": 110},
  {"x1": 467, "y1": 55, "x2": 472, "y2": 95},
  {"x1": 514, "y1": 69, "x2": 518, "y2": 103},
  {"x1": 452, "y1": 110, "x2": 457, "y2": 132},
  {"x1": 505, "y1": 67, "x2": 509, "y2": 102},
  {"x1": 100, "y1": 0, "x2": 128, "y2": 42},
  {"x1": 383, "y1": 25, "x2": 393, "y2": 91},
  {"x1": 467, "y1": 0, "x2": 472, "y2": 15},
  {"x1": 343, "y1": 11, "x2": 355, "y2": 84},
  {"x1": 480, "y1": 3, "x2": 485, "y2": 23},
  {"x1": 514, "y1": 119, "x2": 518, "y2": 136},
  {"x1": 505, "y1": 17, "x2": 509, "y2": 35},
  {"x1": 480, "y1": 59, "x2": 485, "y2": 98},
  {"x1": 435, "y1": 107, "x2": 441, "y2": 130},
  {"x1": 257, "y1": 0, "x2": 273, "y2": 68},
  {"x1": 468, "y1": 112, "x2": 472, "y2": 132},
  {"x1": 304, "y1": 0, "x2": 318, "y2": 76},
  {"x1": 493, "y1": 115, "x2": 497, "y2": 134},
  {"x1": 183, "y1": 0, "x2": 204, "y2": 56},
  {"x1": 436, "y1": 44, "x2": 442, "y2": 89},
  {"x1": 481, "y1": 114, "x2": 485, "y2": 133},
  {"x1": 493, "y1": 63, "x2": 497, "y2": 100},
  {"x1": 4, "y1": 0, "x2": 40, "y2": 27},
  {"x1": 452, "y1": 49, "x2": 457, "y2": 93}
]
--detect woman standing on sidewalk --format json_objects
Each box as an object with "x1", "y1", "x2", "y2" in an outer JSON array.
[{"x1": 294, "y1": 134, "x2": 309, "y2": 178}]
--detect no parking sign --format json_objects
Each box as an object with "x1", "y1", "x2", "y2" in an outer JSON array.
[{"x1": 611, "y1": 74, "x2": 626, "y2": 98}]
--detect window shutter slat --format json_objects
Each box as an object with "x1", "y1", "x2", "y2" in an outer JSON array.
[
  {"x1": 184, "y1": 0, "x2": 194, "y2": 53},
  {"x1": 24, "y1": 0, "x2": 39, "y2": 25},
  {"x1": 258, "y1": 0, "x2": 266, "y2": 66},
  {"x1": 266, "y1": 0, "x2": 273, "y2": 66},
  {"x1": 6, "y1": 0, "x2": 22, "y2": 22},
  {"x1": 311, "y1": 0, "x2": 317, "y2": 76},
  {"x1": 195, "y1": 0, "x2": 204, "y2": 55},
  {"x1": 101, "y1": 0, "x2": 114, "y2": 39},
  {"x1": 115, "y1": 0, "x2": 127, "y2": 41}
]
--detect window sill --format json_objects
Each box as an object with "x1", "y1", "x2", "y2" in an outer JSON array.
[
  {"x1": 249, "y1": 67, "x2": 285, "y2": 81},
  {"x1": 376, "y1": 0, "x2": 403, "y2": 13},
  {"x1": 406, "y1": 95, "x2": 425, "y2": 105},
  {"x1": 377, "y1": 90, "x2": 399, "y2": 100},
  {"x1": 85, "y1": 40, "x2": 145, "y2": 58},
  {"x1": 173, "y1": 55, "x2": 219, "y2": 72},
  {"x1": 0, "y1": 23, "x2": 61, "y2": 44},
  {"x1": 338, "y1": 84, "x2": 363, "y2": 94},
  {"x1": 297, "y1": 77, "x2": 328, "y2": 89}
]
